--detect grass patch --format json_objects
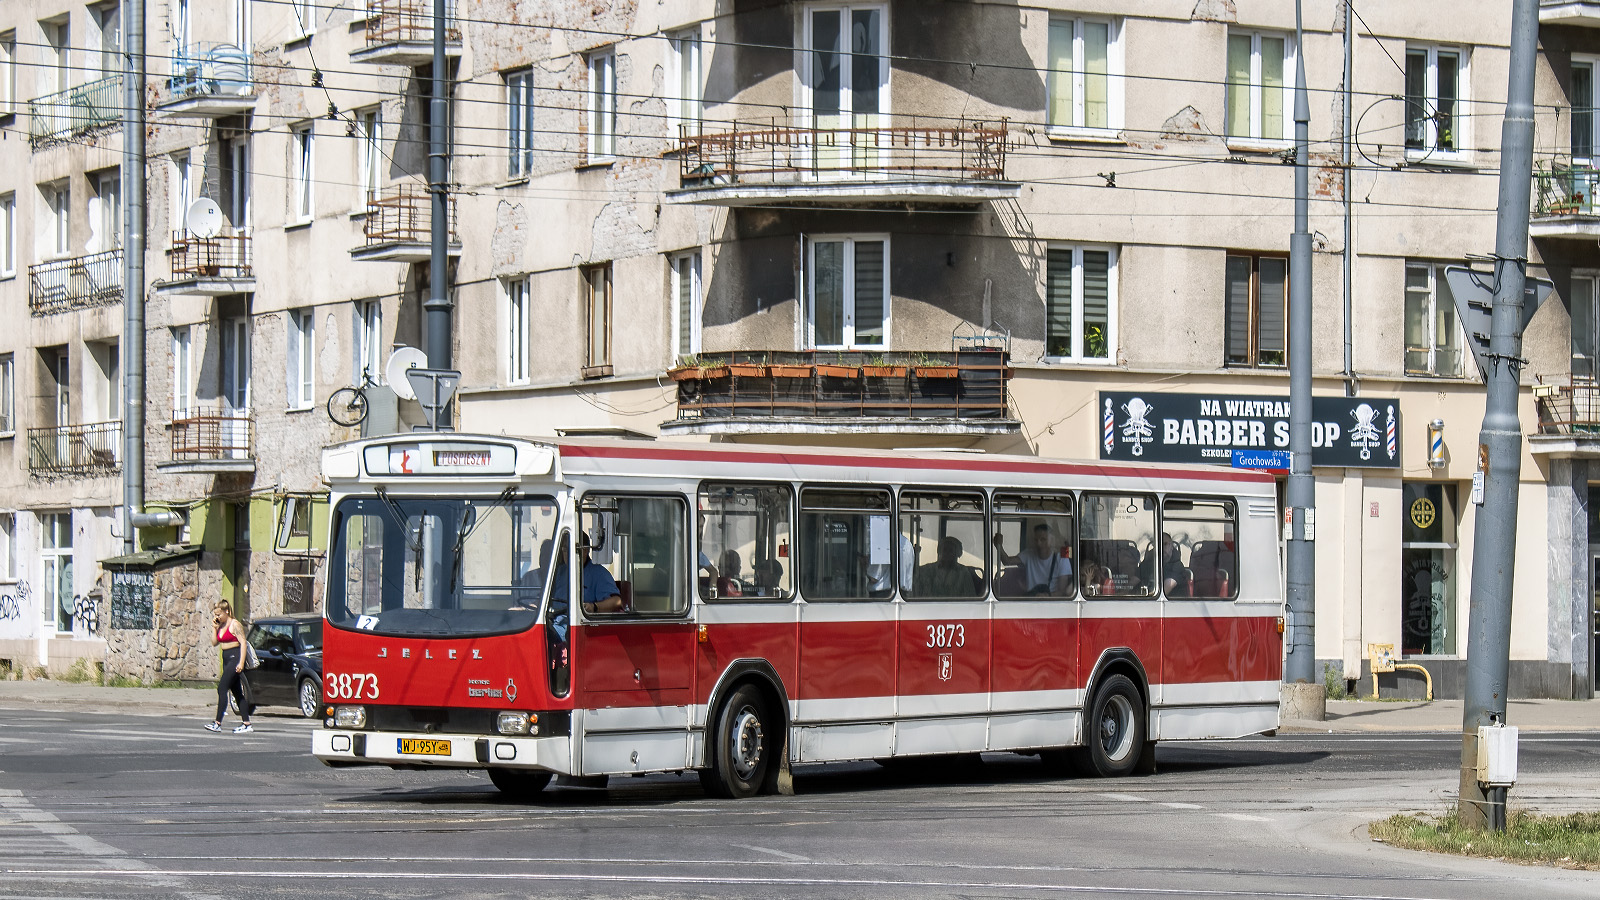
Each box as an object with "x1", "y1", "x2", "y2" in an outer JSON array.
[
  {"x1": 1322, "y1": 663, "x2": 1347, "y2": 701},
  {"x1": 1371, "y1": 811, "x2": 1600, "y2": 870},
  {"x1": 57, "y1": 659, "x2": 103, "y2": 684}
]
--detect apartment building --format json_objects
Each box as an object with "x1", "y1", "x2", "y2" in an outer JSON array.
[{"x1": 1, "y1": 0, "x2": 1598, "y2": 696}]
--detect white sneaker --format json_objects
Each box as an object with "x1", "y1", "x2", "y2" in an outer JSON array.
[
  {"x1": 233, "y1": 723, "x2": 253, "y2": 734},
  {"x1": 204, "y1": 722, "x2": 222, "y2": 733}
]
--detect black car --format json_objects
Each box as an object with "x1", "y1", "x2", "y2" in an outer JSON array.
[{"x1": 244, "y1": 614, "x2": 324, "y2": 718}]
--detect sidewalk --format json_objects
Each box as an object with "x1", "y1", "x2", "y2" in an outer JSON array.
[
  {"x1": 1282, "y1": 698, "x2": 1600, "y2": 733},
  {"x1": 0, "y1": 679, "x2": 215, "y2": 715}
]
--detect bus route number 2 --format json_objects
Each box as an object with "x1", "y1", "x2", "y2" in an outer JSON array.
[
  {"x1": 926, "y1": 624, "x2": 965, "y2": 649},
  {"x1": 326, "y1": 673, "x2": 381, "y2": 700}
]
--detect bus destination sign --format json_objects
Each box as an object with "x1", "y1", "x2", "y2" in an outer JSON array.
[
  {"x1": 1099, "y1": 391, "x2": 1400, "y2": 469},
  {"x1": 436, "y1": 450, "x2": 492, "y2": 468}
]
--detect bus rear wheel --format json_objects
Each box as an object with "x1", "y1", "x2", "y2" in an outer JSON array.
[
  {"x1": 487, "y1": 767, "x2": 552, "y2": 800},
  {"x1": 700, "y1": 684, "x2": 774, "y2": 799},
  {"x1": 1074, "y1": 673, "x2": 1145, "y2": 778}
]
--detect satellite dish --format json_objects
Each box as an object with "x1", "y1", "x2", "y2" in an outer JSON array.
[
  {"x1": 384, "y1": 347, "x2": 428, "y2": 400},
  {"x1": 186, "y1": 198, "x2": 224, "y2": 238}
]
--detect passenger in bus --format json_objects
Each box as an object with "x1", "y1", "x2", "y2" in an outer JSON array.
[
  {"x1": 1112, "y1": 544, "x2": 1149, "y2": 595},
  {"x1": 751, "y1": 556, "x2": 783, "y2": 597},
  {"x1": 1080, "y1": 561, "x2": 1114, "y2": 596},
  {"x1": 550, "y1": 532, "x2": 624, "y2": 615},
  {"x1": 1143, "y1": 533, "x2": 1193, "y2": 597},
  {"x1": 865, "y1": 532, "x2": 914, "y2": 596},
  {"x1": 992, "y1": 524, "x2": 1073, "y2": 595},
  {"x1": 913, "y1": 536, "x2": 982, "y2": 597},
  {"x1": 716, "y1": 549, "x2": 745, "y2": 597},
  {"x1": 512, "y1": 539, "x2": 555, "y2": 607}
]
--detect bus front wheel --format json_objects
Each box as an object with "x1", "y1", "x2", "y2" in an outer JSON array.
[
  {"x1": 1074, "y1": 673, "x2": 1146, "y2": 778},
  {"x1": 487, "y1": 767, "x2": 552, "y2": 800},
  {"x1": 700, "y1": 684, "x2": 774, "y2": 799}
]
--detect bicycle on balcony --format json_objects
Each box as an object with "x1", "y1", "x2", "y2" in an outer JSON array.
[{"x1": 328, "y1": 371, "x2": 380, "y2": 427}]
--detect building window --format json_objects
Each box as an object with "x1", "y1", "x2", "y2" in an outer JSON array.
[
  {"x1": 0, "y1": 192, "x2": 15, "y2": 277},
  {"x1": 41, "y1": 19, "x2": 68, "y2": 96},
  {"x1": 222, "y1": 317, "x2": 251, "y2": 413},
  {"x1": 356, "y1": 107, "x2": 382, "y2": 202},
  {"x1": 587, "y1": 50, "x2": 617, "y2": 160},
  {"x1": 1404, "y1": 262, "x2": 1462, "y2": 377},
  {"x1": 92, "y1": 2, "x2": 120, "y2": 79},
  {"x1": 171, "y1": 152, "x2": 194, "y2": 228},
  {"x1": 1047, "y1": 16, "x2": 1119, "y2": 132},
  {"x1": 355, "y1": 299, "x2": 383, "y2": 384},
  {"x1": 1573, "y1": 274, "x2": 1599, "y2": 380},
  {"x1": 0, "y1": 512, "x2": 14, "y2": 580},
  {"x1": 0, "y1": 353, "x2": 12, "y2": 433},
  {"x1": 1402, "y1": 482, "x2": 1458, "y2": 656},
  {"x1": 295, "y1": 0, "x2": 316, "y2": 37},
  {"x1": 41, "y1": 512, "x2": 71, "y2": 634},
  {"x1": 43, "y1": 182, "x2": 70, "y2": 257},
  {"x1": 809, "y1": 236, "x2": 887, "y2": 350},
  {"x1": 1575, "y1": 58, "x2": 1596, "y2": 162},
  {"x1": 1406, "y1": 46, "x2": 1464, "y2": 156},
  {"x1": 0, "y1": 31, "x2": 16, "y2": 115},
  {"x1": 582, "y1": 264, "x2": 613, "y2": 375},
  {"x1": 92, "y1": 171, "x2": 120, "y2": 252},
  {"x1": 669, "y1": 28, "x2": 702, "y2": 134},
  {"x1": 1225, "y1": 30, "x2": 1293, "y2": 143},
  {"x1": 288, "y1": 308, "x2": 315, "y2": 410},
  {"x1": 225, "y1": 136, "x2": 250, "y2": 231},
  {"x1": 292, "y1": 123, "x2": 314, "y2": 222},
  {"x1": 171, "y1": 327, "x2": 193, "y2": 415},
  {"x1": 1225, "y1": 254, "x2": 1288, "y2": 368},
  {"x1": 671, "y1": 251, "x2": 702, "y2": 360},
  {"x1": 1044, "y1": 244, "x2": 1115, "y2": 362},
  {"x1": 89, "y1": 341, "x2": 119, "y2": 423},
  {"x1": 505, "y1": 277, "x2": 530, "y2": 384},
  {"x1": 804, "y1": 3, "x2": 886, "y2": 174},
  {"x1": 506, "y1": 69, "x2": 534, "y2": 177}
]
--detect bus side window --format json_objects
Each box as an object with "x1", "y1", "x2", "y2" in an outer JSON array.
[
  {"x1": 698, "y1": 482, "x2": 795, "y2": 601},
  {"x1": 992, "y1": 492, "x2": 1075, "y2": 599},
  {"x1": 579, "y1": 495, "x2": 689, "y2": 616},
  {"x1": 900, "y1": 490, "x2": 987, "y2": 601},
  {"x1": 799, "y1": 487, "x2": 895, "y2": 601},
  {"x1": 1161, "y1": 497, "x2": 1238, "y2": 599},
  {"x1": 1079, "y1": 493, "x2": 1158, "y2": 598}
]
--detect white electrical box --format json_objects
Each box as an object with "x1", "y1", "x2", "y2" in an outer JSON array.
[{"x1": 1475, "y1": 724, "x2": 1518, "y2": 787}]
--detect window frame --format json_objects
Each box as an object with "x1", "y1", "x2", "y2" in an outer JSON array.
[
  {"x1": 1224, "y1": 253, "x2": 1289, "y2": 369},
  {"x1": 42, "y1": 181, "x2": 70, "y2": 258},
  {"x1": 582, "y1": 263, "x2": 613, "y2": 375},
  {"x1": 505, "y1": 68, "x2": 535, "y2": 177},
  {"x1": 798, "y1": 485, "x2": 898, "y2": 602},
  {"x1": 291, "y1": 122, "x2": 315, "y2": 223},
  {"x1": 171, "y1": 326, "x2": 193, "y2": 415},
  {"x1": 295, "y1": 0, "x2": 317, "y2": 37},
  {"x1": 0, "y1": 511, "x2": 14, "y2": 580},
  {"x1": 576, "y1": 492, "x2": 692, "y2": 620},
  {"x1": 1405, "y1": 44, "x2": 1468, "y2": 160},
  {"x1": 991, "y1": 491, "x2": 1077, "y2": 601},
  {"x1": 1572, "y1": 271, "x2": 1600, "y2": 380},
  {"x1": 1573, "y1": 55, "x2": 1598, "y2": 164},
  {"x1": 1046, "y1": 15, "x2": 1122, "y2": 137},
  {"x1": 899, "y1": 488, "x2": 989, "y2": 602},
  {"x1": 587, "y1": 49, "x2": 617, "y2": 161},
  {"x1": 1158, "y1": 495, "x2": 1240, "y2": 600},
  {"x1": 0, "y1": 353, "x2": 13, "y2": 435},
  {"x1": 288, "y1": 307, "x2": 315, "y2": 410},
  {"x1": 800, "y1": 3, "x2": 890, "y2": 126},
  {"x1": 806, "y1": 233, "x2": 890, "y2": 351},
  {"x1": 1078, "y1": 491, "x2": 1159, "y2": 599},
  {"x1": 504, "y1": 276, "x2": 530, "y2": 385},
  {"x1": 671, "y1": 250, "x2": 702, "y2": 360},
  {"x1": 0, "y1": 31, "x2": 16, "y2": 116},
  {"x1": 1403, "y1": 261, "x2": 1464, "y2": 378},
  {"x1": 0, "y1": 191, "x2": 15, "y2": 277},
  {"x1": 1224, "y1": 29, "x2": 1295, "y2": 146},
  {"x1": 355, "y1": 299, "x2": 383, "y2": 384},
  {"x1": 697, "y1": 481, "x2": 797, "y2": 603},
  {"x1": 1043, "y1": 242, "x2": 1118, "y2": 364},
  {"x1": 356, "y1": 106, "x2": 382, "y2": 204},
  {"x1": 669, "y1": 27, "x2": 703, "y2": 135}
]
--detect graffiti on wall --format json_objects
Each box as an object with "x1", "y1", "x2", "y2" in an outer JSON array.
[
  {"x1": 0, "y1": 580, "x2": 28, "y2": 622},
  {"x1": 71, "y1": 594, "x2": 100, "y2": 635}
]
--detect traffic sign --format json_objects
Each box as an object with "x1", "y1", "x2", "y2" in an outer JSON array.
[
  {"x1": 1232, "y1": 449, "x2": 1291, "y2": 471},
  {"x1": 1444, "y1": 264, "x2": 1553, "y2": 378}
]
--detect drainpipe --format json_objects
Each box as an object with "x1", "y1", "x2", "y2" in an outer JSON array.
[
  {"x1": 1343, "y1": 0, "x2": 1355, "y2": 397},
  {"x1": 425, "y1": 0, "x2": 452, "y2": 420},
  {"x1": 121, "y1": 0, "x2": 146, "y2": 553}
]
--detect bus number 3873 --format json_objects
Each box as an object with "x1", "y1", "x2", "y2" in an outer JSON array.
[
  {"x1": 926, "y1": 624, "x2": 965, "y2": 648},
  {"x1": 326, "y1": 673, "x2": 380, "y2": 700}
]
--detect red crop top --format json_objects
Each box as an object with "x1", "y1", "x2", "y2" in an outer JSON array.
[{"x1": 216, "y1": 623, "x2": 240, "y2": 644}]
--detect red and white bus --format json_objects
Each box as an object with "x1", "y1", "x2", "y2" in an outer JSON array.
[{"x1": 312, "y1": 435, "x2": 1283, "y2": 798}]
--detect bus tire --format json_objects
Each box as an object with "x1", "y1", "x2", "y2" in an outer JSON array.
[
  {"x1": 487, "y1": 767, "x2": 552, "y2": 800},
  {"x1": 701, "y1": 683, "x2": 774, "y2": 799},
  {"x1": 1074, "y1": 673, "x2": 1145, "y2": 778}
]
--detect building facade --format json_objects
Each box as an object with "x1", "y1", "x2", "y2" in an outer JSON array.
[{"x1": 0, "y1": 0, "x2": 1597, "y2": 696}]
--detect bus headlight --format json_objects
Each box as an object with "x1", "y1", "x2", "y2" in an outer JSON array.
[
  {"x1": 333, "y1": 705, "x2": 368, "y2": 729},
  {"x1": 496, "y1": 711, "x2": 537, "y2": 735}
]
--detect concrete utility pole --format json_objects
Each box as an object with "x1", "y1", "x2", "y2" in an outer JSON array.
[
  {"x1": 425, "y1": 0, "x2": 452, "y2": 385},
  {"x1": 1458, "y1": 0, "x2": 1539, "y2": 831},
  {"x1": 120, "y1": 0, "x2": 146, "y2": 554},
  {"x1": 1282, "y1": 0, "x2": 1318, "y2": 699}
]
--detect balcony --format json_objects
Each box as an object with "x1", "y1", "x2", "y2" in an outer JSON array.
[
  {"x1": 29, "y1": 76, "x2": 121, "y2": 149},
  {"x1": 1532, "y1": 161, "x2": 1600, "y2": 239},
  {"x1": 29, "y1": 249, "x2": 123, "y2": 315},
  {"x1": 1541, "y1": 1, "x2": 1600, "y2": 26},
  {"x1": 156, "y1": 43, "x2": 257, "y2": 118},
  {"x1": 156, "y1": 232, "x2": 254, "y2": 296},
  {"x1": 27, "y1": 421, "x2": 122, "y2": 478},
  {"x1": 666, "y1": 116, "x2": 1019, "y2": 209},
  {"x1": 352, "y1": 184, "x2": 461, "y2": 262},
  {"x1": 660, "y1": 349, "x2": 1019, "y2": 437},
  {"x1": 351, "y1": 0, "x2": 462, "y2": 67},
  {"x1": 161, "y1": 407, "x2": 255, "y2": 474}
]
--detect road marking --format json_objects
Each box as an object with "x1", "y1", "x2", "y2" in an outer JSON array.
[
  {"x1": 1162, "y1": 802, "x2": 1204, "y2": 809},
  {"x1": 1098, "y1": 792, "x2": 1148, "y2": 802},
  {"x1": 1214, "y1": 813, "x2": 1274, "y2": 822},
  {"x1": 732, "y1": 843, "x2": 811, "y2": 862}
]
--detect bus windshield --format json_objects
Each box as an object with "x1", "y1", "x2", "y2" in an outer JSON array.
[{"x1": 327, "y1": 493, "x2": 561, "y2": 638}]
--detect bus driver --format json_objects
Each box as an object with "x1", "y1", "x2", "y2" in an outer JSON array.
[{"x1": 551, "y1": 532, "x2": 624, "y2": 616}]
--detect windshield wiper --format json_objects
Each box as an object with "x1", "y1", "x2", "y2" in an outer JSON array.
[{"x1": 448, "y1": 488, "x2": 520, "y2": 594}]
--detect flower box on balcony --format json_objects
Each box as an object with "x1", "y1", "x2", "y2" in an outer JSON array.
[
  {"x1": 816, "y1": 363, "x2": 859, "y2": 379},
  {"x1": 728, "y1": 363, "x2": 769, "y2": 377},
  {"x1": 913, "y1": 365, "x2": 960, "y2": 379},
  {"x1": 669, "y1": 364, "x2": 730, "y2": 381},
  {"x1": 862, "y1": 364, "x2": 908, "y2": 378},
  {"x1": 769, "y1": 364, "x2": 814, "y2": 378}
]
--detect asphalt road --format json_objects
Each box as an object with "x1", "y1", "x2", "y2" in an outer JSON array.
[{"x1": 2, "y1": 705, "x2": 1599, "y2": 899}]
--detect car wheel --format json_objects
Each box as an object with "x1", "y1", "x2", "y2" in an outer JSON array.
[
  {"x1": 228, "y1": 694, "x2": 240, "y2": 716},
  {"x1": 487, "y1": 767, "x2": 552, "y2": 800},
  {"x1": 298, "y1": 679, "x2": 322, "y2": 719},
  {"x1": 1073, "y1": 673, "x2": 1146, "y2": 778},
  {"x1": 700, "y1": 684, "x2": 774, "y2": 799}
]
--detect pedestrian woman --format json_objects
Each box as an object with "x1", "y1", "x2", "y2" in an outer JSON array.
[{"x1": 207, "y1": 600, "x2": 254, "y2": 734}]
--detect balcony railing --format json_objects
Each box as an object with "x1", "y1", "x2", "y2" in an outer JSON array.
[
  {"x1": 169, "y1": 231, "x2": 252, "y2": 280},
  {"x1": 170, "y1": 407, "x2": 254, "y2": 461},
  {"x1": 364, "y1": 0, "x2": 461, "y2": 48},
  {"x1": 1534, "y1": 161, "x2": 1600, "y2": 217},
  {"x1": 29, "y1": 75, "x2": 122, "y2": 147},
  {"x1": 159, "y1": 43, "x2": 254, "y2": 111},
  {"x1": 356, "y1": 184, "x2": 458, "y2": 259},
  {"x1": 27, "y1": 421, "x2": 122, "y2": 477},
  {"x1": 29, "y1": 249, "x2": 124, "y2": 315},
  {"x1": 671, "y1": 349, "x2": 1012, "y2": 423},
  {"x1": 676, "y1": 116, "x2": 1011, "y2": 189}
]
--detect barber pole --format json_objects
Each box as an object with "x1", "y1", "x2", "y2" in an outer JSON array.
[
  {"x1": 1386, "y1": 405, "x2": 1398, "y2": 461},
  {"x1": 1103, "y1": 398, "x2": 1115, "y2": 455}
]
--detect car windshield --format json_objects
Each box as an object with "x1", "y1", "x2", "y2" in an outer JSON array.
[{"x1": 327, "y1": 494, "x2": 560, "y2": 638}]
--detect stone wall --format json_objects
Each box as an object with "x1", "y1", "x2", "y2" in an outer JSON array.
[{"x1": 104, "y1": 556, "x2": 222, "y2": 685}]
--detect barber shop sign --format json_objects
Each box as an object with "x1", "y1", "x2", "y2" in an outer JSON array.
[{"x1": 1099, "y1": 391, "x2": 1400, "y2": 469}]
